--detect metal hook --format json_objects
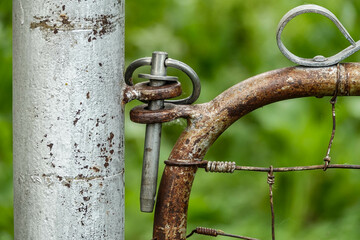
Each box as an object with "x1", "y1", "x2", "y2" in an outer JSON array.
[{"x1": 277, "y1": 4, "x2": 360, "y2": 67}]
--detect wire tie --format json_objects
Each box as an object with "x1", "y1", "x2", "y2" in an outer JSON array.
[
  {"x1": 267, "y1": 166, "x2": 276, "y2": 240},
  {"x1": 186, "y1": 227, "x2": 260, "y2": 240},
  {"x1": 323, "y1": 156, "x2": 331, "y2": 171},
  {"x1": 206, "y1": 161, "x2": 236, "y2": 173},
  {"x1": 267, "y1": 166, "x2": 275, "y2": 185}
]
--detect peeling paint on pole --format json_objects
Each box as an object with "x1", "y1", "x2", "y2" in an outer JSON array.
[{"x1": 13, "y1": 0, "x2": 125, "y2": 239}]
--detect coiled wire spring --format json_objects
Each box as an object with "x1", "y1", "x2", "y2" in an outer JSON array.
[{"x1": 206, "y1": 161, "x2": 236, "y2": 173}]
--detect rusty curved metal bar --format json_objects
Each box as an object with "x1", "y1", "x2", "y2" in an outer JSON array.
[{"x1": 152, "y1": 63, "x2": 360, "y2": 240}]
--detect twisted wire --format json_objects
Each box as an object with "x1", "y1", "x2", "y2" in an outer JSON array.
[
  {"x1": 206, "y1": 161, "x2": 236, "y2": 173},
  {"x1": 267, "y1": 166, "x2": 275, "y2": 185},
  {"x1": 186, "y1": 227, "x2": 259, "y2": 240},
  {"x1": 193, "y1": 227, "x2": 218, "y2": 236}
]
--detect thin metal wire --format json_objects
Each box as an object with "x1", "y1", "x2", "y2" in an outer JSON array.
[
  {"x1": 267, "y1": 166, "x2": 276, "y2": 240},
  {"x1": 323, "y1": 64, "x2": 340, "y2": 171},
  {"x1": 165, "y1": 160, "x2": 360, "y2": 172},
  {"x1": 186, "y1": 227, "x2": 260, "y2": 240},
  {"x1": 233, "y1": 164, "x2": 360, "y2": 172}
]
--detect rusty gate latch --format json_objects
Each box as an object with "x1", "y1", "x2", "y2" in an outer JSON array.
[{"x1": 124, "y1": 51, "x2": 201, "y2": 212}]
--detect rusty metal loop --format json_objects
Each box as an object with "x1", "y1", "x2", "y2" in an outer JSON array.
[
  {"x1": 134, "y1": 81, "x2": 182, "y2": 102},
  {"x1": 130, "y1": 103, "x2": 192, "y2": 124},
  {"x1": 277, "y1": 4, "x2": 360, "y2": 67}
]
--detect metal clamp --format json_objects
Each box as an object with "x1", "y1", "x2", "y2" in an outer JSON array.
[
  {"x1": 124, "y1": 51, "x2": 201, "y2": 212},
  {"x1": 125, "y1": 54, "x2": 201, "y2": 105},
  {"x1": 277, "y1": 4, "x2": 360, "y2": 67}
]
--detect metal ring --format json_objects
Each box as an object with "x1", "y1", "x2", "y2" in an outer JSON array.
[
  {"x1": 277, "y1": 4, "x2": 360, "y2": 67},
  {"x1": 124, "y1": 57, "x2": 151, "y2": 86},
  {"x1": 130, "y1": 103, "x2": 179, "y2": 124},
  {"x1": 165, "y1": 58, "x2": 201, "y2": 104},
  {"x1": 124, "y1": 55, "x2": 201, "y2": 105}
]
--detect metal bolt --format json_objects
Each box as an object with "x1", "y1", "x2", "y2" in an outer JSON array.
[{"x1": 140, "y1": 51, "x2": 168, "y2": 212}]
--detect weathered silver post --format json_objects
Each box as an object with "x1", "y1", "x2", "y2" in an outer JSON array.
[
  {"x1": 13, "y1": 0, "x2": 125, "y2": 239},
  {"x1": 140, "y1": 52, "x2": 168, "y2": 212}
]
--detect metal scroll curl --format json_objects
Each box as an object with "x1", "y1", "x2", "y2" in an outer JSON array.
[{"x1": 277, "y1": 4, "x2": 360, "y2": 67}]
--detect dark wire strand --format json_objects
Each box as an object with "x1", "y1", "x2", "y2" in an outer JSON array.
[
  {"x1": 233, "y1": 164, "x2": 360, "y2": 172},
  {"x1": 323, "y1": 63, "x2": 340, "y2": 170},
  {"x1": 165, "y1": 160, "x2": 360, "y2": 172},
  {"x1": 267, "y1": 166, "x2": 275, "y2": 240}
]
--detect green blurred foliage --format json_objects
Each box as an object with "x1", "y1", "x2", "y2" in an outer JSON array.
[
  {"x1": 0, "y1": 1, "x2": 12, "y2": 240},
  {"x1": 2, "y1": 0, "x2": 360, "y2": 239}
]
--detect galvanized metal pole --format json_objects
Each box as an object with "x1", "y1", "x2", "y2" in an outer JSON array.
[{"x1": 13, "y1": 0, "x2": 125, "y2": 239}]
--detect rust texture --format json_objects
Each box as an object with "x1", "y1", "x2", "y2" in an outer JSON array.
[
  {"x1": 130, "y1": 104, "x2": 195, "y2": 124},
  {"x1": 153, "y1": 165, "x2": 197, "y2": 239},
  {"x1": 153, "y1": 63, "x2": 360, "y2": 240},
  {"x1": 135, "y1": 81, "x2": 182, "y2": 101},
  {"x1": 30, "y1": 14, "x2": 119, "y2": 39},
  {"x1": 123, "y1": 81, "x2": 182, "y2": 104}
]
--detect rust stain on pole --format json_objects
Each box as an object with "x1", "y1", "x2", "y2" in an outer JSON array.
[{"x1": 153, "y1": 63, "x2": 360, "y2": 240}]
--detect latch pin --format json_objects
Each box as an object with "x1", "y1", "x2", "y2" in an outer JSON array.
[
  {"x1": 124, "y1": 51, "x2": 201, "y2": 212},
  {"x1": 140, "y1": 52, "x2": 171, "y2": 212}
]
